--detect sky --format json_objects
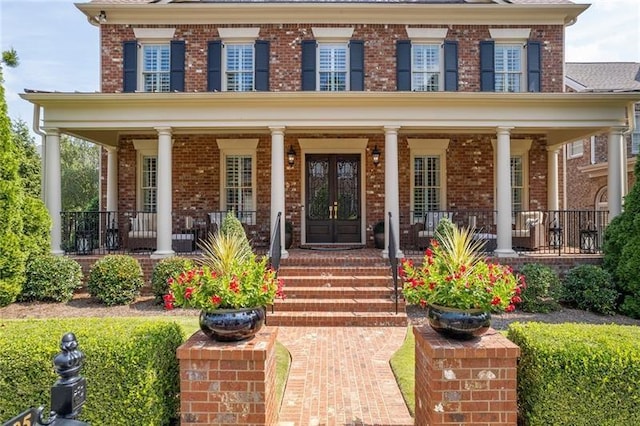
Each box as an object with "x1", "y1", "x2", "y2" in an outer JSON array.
[{"x1": 1, "y1": 0, "x2": 639, "y2": 132}]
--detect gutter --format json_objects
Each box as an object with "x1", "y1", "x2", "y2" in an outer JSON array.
[{"x1": 32, "y1": 103, "x2": 47, "y2": 204}]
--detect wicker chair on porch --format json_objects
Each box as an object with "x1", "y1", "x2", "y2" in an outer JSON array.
[
  {"x1": 511, "y1": 211, "x2": 546, "y2": 250},
  {"x1": 411, "y1": 211, "x2": 454, "y2": 250},
  {"x1": 126, "y1": 213, "x2": 157, "y2": 251}
]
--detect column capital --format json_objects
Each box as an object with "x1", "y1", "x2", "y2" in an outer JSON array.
[
  {"x1": 154, "y1": 126, "x2": 172, "y2": 136},
  {"x1": 269, "y1": 126, "x2": 285, "y2": 136},
  {"x1": 609, "y1": 126, "x2": 628, "y2": 136},
  {"x1": 496, "y1": 126, "x2": 514, "y2": 136},
  {"x1": 546, "y1": 146, "x2": 561, "y2": 153},
  {"x1": 383, "y1": 126, "x2": 400, "y2": 134},
  {"x1": 42, "y1": 127, "x2": 60, "y2": 137},
  {"x1": 105, "y1": 146, "x2": 117, "y2": 153}
]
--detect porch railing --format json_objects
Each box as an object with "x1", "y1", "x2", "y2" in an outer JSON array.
[
  {"x1": 400, "y1": 209, "x2": 609, "y2": 256},
  {"x1": 60, "y1": 210, "x2": 265, "y2": 255}
]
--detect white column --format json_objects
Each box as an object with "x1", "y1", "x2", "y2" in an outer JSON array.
[
  {"x1": 547, "y1": 148, "x2": 559, "y2": 211},
  {"x1": 106, "y1": 147, "x2": 118, "y2": 212},
  {"x1": 152, "y1": 127, "x2": 175, "y2": 257},
  {"x1": 44, "y1": 128, "x2": 63, "y2": 255},
  {"x1": 383, "y1": 126, "x2": 403, "y2": 258},
  {"x1": 270, "y1": 126, "x2": 288, "y2": 259},
  {"x1": 608, "y1": 127, "x2": 626, "y2": 219},
  {"x1": 494, "y1": 127, "x2": 516, "y2": 257}
]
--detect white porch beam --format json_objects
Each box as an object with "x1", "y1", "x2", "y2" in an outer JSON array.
[
  {"x1": 270, "y1": 126, "x2": 288, "y2": 259},
  {"x1": 383, "y1": 126, "x2": 403, "y2": 259},
  {"x1": 153, "y1": 127, "x2": 175, "y2": 258},
  {"x1": 43, "y1": 128, "x2": 63, "y2": 255},
  {"x1": 494, "y1": 127, "x2": 516, "y2": 257}
]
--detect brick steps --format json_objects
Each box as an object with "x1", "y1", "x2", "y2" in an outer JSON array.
[{"x1": 273, "y1": 254, "x2": 406, "y2": 327}]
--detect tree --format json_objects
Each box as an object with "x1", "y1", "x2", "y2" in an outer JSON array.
[
  {"x1": 12, "y1": 119, "x2": 41, "y2": 197},
  {"x1": 61, "y1": 135, "x2": 99, "y2": 211},
  {"x1": 0, "y1": 48, "x2": 26, "y2": 306}
]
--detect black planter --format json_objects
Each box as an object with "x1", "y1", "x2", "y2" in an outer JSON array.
[
  {"x1": 427, "y1": 304, "x2": 491, "y2": 340},
  {"x1": 374, "y1": 233, "x2": 385, "y2": 249},
  {"x1": 199, "y1": 307, "x2": 266, "y2": 342}
]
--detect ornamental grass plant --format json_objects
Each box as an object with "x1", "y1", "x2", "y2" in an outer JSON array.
[
  {"x1": 164, "y1": 212, "x2": 284, "y2": 311},
  {"x1": 401, "y1": 224, "x2": 524, "y2": 313}
]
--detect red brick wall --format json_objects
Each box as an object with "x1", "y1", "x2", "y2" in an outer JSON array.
[{"x1": 100, "y1": 23, "x2": 564, "y2": 93}]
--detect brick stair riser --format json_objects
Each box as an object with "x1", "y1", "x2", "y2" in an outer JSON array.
[
  {"x1": 274, "y1": 300, "x2": 405, "y2": 312},
  {"x1": 278, "y1": 266, "x2": 393, "y2": 277},
  {"x1": 284, "y1": 288, "x2": 396, "y2": 299},
  {"x1": 281, "y1": 258, "x2": 391, "y2": 268},
  {"x1": 266, "y1": 314, "x2": 408, "y2": 327},
  {"x1": 278, "y1": 276, "x2": 393, "y2": 287}
]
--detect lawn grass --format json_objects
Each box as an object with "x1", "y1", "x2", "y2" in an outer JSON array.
[
  {"x1": 150, "y1": 316, "x2": 291, "y2": 407},
  {"x1": 389, "y1": 326, "x2": 415, "y2": 416}
]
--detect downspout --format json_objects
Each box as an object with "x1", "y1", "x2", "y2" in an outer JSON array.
[{"x1": 32, "y1": 104, "x2": 46, "y2": 204}]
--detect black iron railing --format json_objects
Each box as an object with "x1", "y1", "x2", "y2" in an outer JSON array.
[{"x1": 268, "y1": 212, "x2": 282, "y2": 272}]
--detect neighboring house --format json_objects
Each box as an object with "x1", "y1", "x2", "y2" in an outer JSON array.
[
  {"x1": 564, "y1": 62, "x2": 640, "y2": 211},
  {"x1": 21, "y1": 0, "x2": 639, "y2": 259}
]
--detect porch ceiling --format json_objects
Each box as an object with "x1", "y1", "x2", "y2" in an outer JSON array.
[{"x1": 21, "y1": 91, "x2": 639, "y2": 147}]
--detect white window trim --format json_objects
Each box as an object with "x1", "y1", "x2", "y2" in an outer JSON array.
[
  {"x1": 217, "y1": 139, "x2": 259, "y2": 220},
  {"x1": 410, "y1": 43, "x2": 444, "y2": 92},
  {"x1": 133, "y1": 139, "x2": 158, "y2": 211},
  {"x1": 408, "y1": 139, "x2": 449, "y2": 224},
  {"x1": 137, "y1": 43, "x2": 171, "y2": 93},
  {"x1": 494, "y1": 43, "x2": 527, "y2": 93},
  {"x1": 218, "y1": 28, "x2": 260, "y2": 92},
  {"x1": 489, "y1": 28, "x2": 530, "y2": 94},
  {"x1": 632, "y1": 112, "x2": 640, "y2": 155},
  {"x1": 405, "y1": 27, "x2": 448, "y2": 92},
  {"x1": 491, "y1": 139, "x2": 532, "y2": 211},
  {"x1": 133, "y1": 28, "x2": 176, "y2": 93},
  {"x1": 312, "y1": 27, "x2": 354, "y2": 42},
  {"x1": 222, "y1": 43, "x2": 255, "y2": 92},
  {"x1": 316, "y1": 42, "x2": 350, "y2": 91}
]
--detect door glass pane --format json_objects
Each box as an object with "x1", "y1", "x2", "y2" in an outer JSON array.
[
  {"x1": 307, "y1": 159, "x2": 329, "y2": 220},
  {"x1": 336, "y1": 158, "x2": 359, "y2": 220}
]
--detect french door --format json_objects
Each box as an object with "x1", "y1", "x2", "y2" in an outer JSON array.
[{"x1": 305, "y1": 154, "x2": 361, "y2": 244}]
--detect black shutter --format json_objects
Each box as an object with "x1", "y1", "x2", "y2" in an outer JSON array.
[
  {"x1": 527, "y1": 40, "x2": 542, "y2": 92},
  {"x1": 301, "y1": 40, "x2": 317, "y2": 91},
  {"x1": 170, "y1": 40, "x2": 185, "y2": 92},
  {"x1": 396, "y1": 40, "x2": 411, "y2": 91},
  {"x1": 349, "y1": 40, "x2": 364, "y2": 91},
  {"x1": 255, "y1": 40, "x2": 270, "y2": 91},
  {"x1": 123, "y1": 40, "x2": 137, "y2": 93},
  {"x1": 207, "y1": 41, "x2": 222, "y2": 92},
  {"x1": 480, "y1": 40, "x2": 495, "y2": 92},
  {"x1": 443, "y1": 40, "x2": 458, "y2": 91}
]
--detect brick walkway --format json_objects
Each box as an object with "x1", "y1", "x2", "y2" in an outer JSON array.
[{"x1": 277, "y1": 326, "x2": 414, "y2": 426}]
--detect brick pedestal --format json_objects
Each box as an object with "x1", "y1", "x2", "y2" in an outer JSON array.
[
  {"x1": 177, "y1": 328, "x2": 278, "y2": 425},
  {"x1": 414, "y1": 326, "x2": 520, "y2": 425}
]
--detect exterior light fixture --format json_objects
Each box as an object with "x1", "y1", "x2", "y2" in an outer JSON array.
[
  {"x1": 372, "y1": 145, "x2": 381, "y2": 166},
  {"x1": 96, "y1": 10, "x2": 107, "y2": 24},
  {"x1": 287, "y1": 145, "x2": 296, "y2": 166}
]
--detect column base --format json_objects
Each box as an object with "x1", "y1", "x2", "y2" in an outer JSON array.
[
  {"x1": 493, "y1": 249, "x2": 518, "y2": 258},
  {"x1": 151, "y1": 250, "x2": 176, "y2": 259}
]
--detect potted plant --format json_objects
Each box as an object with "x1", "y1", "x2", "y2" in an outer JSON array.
[
  {"x1": 285, "y1": 220, "x2": 293, "y2": 249},
  {"x1": 373, "y1": 221, "x2": 385, "y2": 249},
  {"x1": 163, "y1": 212, "x2": 285, "y2": 341},
  {"x1": 400, "y1": 224, "x2": 524, "y2": 340}
]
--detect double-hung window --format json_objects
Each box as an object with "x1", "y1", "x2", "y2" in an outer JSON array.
[
  {"x1": 218, "y1": 139, "x2": 258, "y2": 225},
  {"x1": 510, "y1": 155, "x2": 524, "y2": 213},
  {"x1": 409, "y1": 139, "x2": 449, "y2": 224},
  {"x1": 633, "y1": 111, "x2": 640, "y2": 155},
  {"x1": 142, "y1": 44, "x2": 171, "y2": 92},
  {"x1": 141, "y1": 156, "x2": 158, "y2": 212},
  {"x1": 318, "y1": 44, "x2": 348, "y2": 91},
  {"x1": 412, "y1": 44, "x2": 440, "y2": 92},
  {"x1": 494, "y1": 44, "x2": 522, "y2": 93},
  {"x1": 225, "y1": 44, "x2": 254, "y2": 91}
]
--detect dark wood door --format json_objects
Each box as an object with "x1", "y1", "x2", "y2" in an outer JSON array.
[{"x1": 305, "y1": 154, "x2": 361, "y2": 244}]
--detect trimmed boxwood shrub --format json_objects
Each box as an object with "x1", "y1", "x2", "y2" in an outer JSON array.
[
  {"x1": 562, "y1": 264, "x2": 618, "y2": 315},
  {"x1": 508, "y1": 322, "x2": 640, "y2": 426},
  {"x1": 87, "y1": 255, "x2": 144, "y2": 306},
  {"x1": 151, "y1": 256, "x2": 194, "y2": 303},
  {"x1": 20, "y1": 254, "x2": 83, "y2": 303},
  {"x1": 0, "y1": 318, "x2": 183, "y2": 425},
  {"x1": 517, "y1": 263, "x2": 561, "y2": 313}
]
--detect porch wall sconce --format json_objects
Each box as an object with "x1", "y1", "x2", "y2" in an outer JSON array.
[
  {"x1": 287, "y1": 145, "x2": 296, "y2": 166},
  {"x1": 372, "y1": 145, "x2": 381, "y2": 166}
]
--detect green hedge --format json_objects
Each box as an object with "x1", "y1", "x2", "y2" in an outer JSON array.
[
  {"x1": 0, "y1": 318, "x2": 184, "y2": 425},
  {"x1": 508, "y1": 322, "x2": 640, "y2": 426}
]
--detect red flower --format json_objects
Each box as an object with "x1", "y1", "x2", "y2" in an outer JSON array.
[
  {"x1": 429, "y1": 282, "x2": 436, "y2": 290},
  {"x1": 229, "y1": 276, "x2": 240, "y2": 293},
  {"x1": 262, "y1": 284, "x2": 268, "y2": 293},
  {"x1": 425, "y1": 248, "x2": 433, "y2": 258},
  {"x1": 163, "y1": 293, "x2": 175, "y2": 310},
  {"x1": 184, "y1": 287, "x2": 194, "y2": 299},
  {"x1": 167, "y1": 277, "x2": 174, "y2": 285},
  {"x1": 211, "y1": 295, "x2": 222, "y2": 305},
  {"x1": 511, "y1": 295, "x2": 522, "y2": 304},
  {"x1": 491, "y1": 296, "x2": 502, "y2": 306},
  {"x1": 419, "y1": 299, "x2": 427, "y2": 308},
  {"x1": 506, "y1": 304, "x2": 516, "y2": 312}
]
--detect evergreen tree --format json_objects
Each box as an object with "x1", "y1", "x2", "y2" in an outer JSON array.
[
  {"x1": 61, "y1": 135, "x2": 99, "y2": 211},
  {"x1": 0, "y1": 49, "x2": 27, "y2": 306}
]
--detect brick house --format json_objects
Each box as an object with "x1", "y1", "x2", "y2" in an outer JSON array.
[
  {"x1": 564, "y1": 62, "x2": 640, "y2": 211},
  {"x1": 21, "y1": 0, "x2": 639, "y2": 259}
]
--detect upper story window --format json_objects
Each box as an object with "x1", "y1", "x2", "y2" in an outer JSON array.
[
  {"x1": 225, "y1": 43, "x2": 255, "y2": 91},
  {"x1": 302, "y1": 27, "x2": 364, "y2": 91},
  {"x1": 208, "y1": 28, "x2": 269, "y2": 92},
  {"x1": 318, "y1": 44, "x2": 348, "y2": 91},
  {"x1": 123, "y1": 28, "x2": 184, "y2": 93},
  {"x1": 568, "y1": 140, "x2": 584, "y2": 159},
  {"x1": 494, "y1": 44, "x2": 522, "y2": 93},
  {"x1": 142, "y1": 44, "x2": 170, "y2": 93},
  {"x1": 481, "y1": 28, "x2": 541, "y2": 93},
  {"x1": 412, "y1": 44, "x2": 440, "y2": 91},
  {"x1": 397, "y1": 28, "x2": 457, "y2": 92}
]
